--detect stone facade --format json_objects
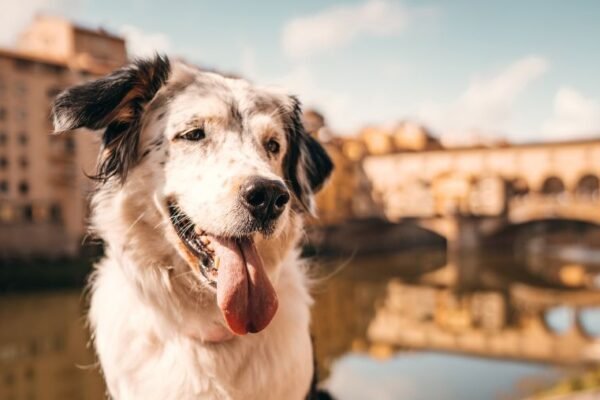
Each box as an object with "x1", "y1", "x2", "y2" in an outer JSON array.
[{"x1": 0, "y1": 16, "x2": 127, "y2": 258}]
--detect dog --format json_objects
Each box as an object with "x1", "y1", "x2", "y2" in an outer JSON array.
[{"x1": 52, "y1": 55, "x2": 333, "y2": 400}]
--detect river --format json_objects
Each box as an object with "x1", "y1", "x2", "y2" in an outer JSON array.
[{"x1": 1, "y1": 249, "x2": 598, "y2": 400}]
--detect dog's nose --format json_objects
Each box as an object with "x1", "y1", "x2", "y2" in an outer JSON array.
[{"x1": 241, "y1": 177, "x2": 290, "y2": 222}]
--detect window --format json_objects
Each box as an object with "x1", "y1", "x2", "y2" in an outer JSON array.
[
  {"x1": 24, "y1": 366, "x2": 35, "y2": 381},
  {"x1": 52, "y1": 335, "x2": 65, "y2": 351},
  {"x1": 18, "y1": 156, "x2": 28, "y2": 169},
  {"x1": 28, "y1": 340, "x2": 38, "y2": 356},
  {"x1": 50, "y1": 204, "x2": 62, "y2": 223},
  {"x1": 18, "y1": 181, "x2": 29, "y2": 195},
  {"x1": 23, "y1": 204, "x2": 33, "y2": 222},
  {"x1": 18, "y1": 133, "x2": 27, "y2": 146},
  {"x1": 0, "y1": 180, "x2": 7, "y2": 193},
  {"x1": 14, "y1": 59, "x2": 33, "y2": 71},
  {"x1": 17, "y1": 109, "x2": 27, "y2": 121},
  {"x1": 0, "y1": 157, "x2": 7, "y2": 169},
  {"x1": 3, "y1": 371, "x2": 14, "y2": 385},
  {"x1": 0, "y1": 108, "x2": 5, "y2": 120},
  {"x1": 0, "y1": 132, "x2": 5, "y2": 145},
  {"x1": 0, "y1": 203, "x2": 13, "y2": 222},
  {"x1": 66, "y1": 137, "x2": 76, "y2": 154},
  {"x1": 42, "y1": 64, "x2": 64, "y2": 76}
]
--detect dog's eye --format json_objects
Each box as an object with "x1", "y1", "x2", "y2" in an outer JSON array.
[
  {"x1": 180, "y1": 128, "x2": 206, "y2": 141},
  {"x1": 266, "y1": 139, "x2": 280, "y2": 155}
]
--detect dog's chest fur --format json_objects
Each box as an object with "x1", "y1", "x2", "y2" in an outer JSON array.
[{"x1": 89, "y1": 250, "x2": 314, "y2": 400}]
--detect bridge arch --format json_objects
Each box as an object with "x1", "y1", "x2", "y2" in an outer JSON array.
[
  {"x1": 540, "y1": 176, "x2": 566, "y2": 196},
  {"x1": 507, "y1": 177, "x2": 530, "y2": 198},
  {"x1": 575, "y1": 174, "x2": 600, "y2": 199}
]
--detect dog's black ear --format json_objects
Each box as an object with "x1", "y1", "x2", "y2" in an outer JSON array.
[
  {"x1": 52, "y1": 54, "x2": 171, "y2": 182},
  {"x1": 284, "y1": 97, "x2": 334, "y2": 213}
]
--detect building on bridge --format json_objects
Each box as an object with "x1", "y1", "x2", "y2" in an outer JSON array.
[{"x1": 360, "y1": 139, "x2": 600, "y2": 222}]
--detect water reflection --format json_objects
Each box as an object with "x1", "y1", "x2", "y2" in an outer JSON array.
[
  {"x1": 579, "y1": 308, "x2": 600, "y2": 337},
  {"x1": 1, "y1": 246, "x2": 600, "y2": 399},
  {"x1": 0, "y1": 292, "x2": 105, "y2": 400},
  {"x1": 544, "y1": 306, "x2": 574, "y2": 335},
  {"x1": 325, "y1": 353, "x2": 562, "y2": 400}
]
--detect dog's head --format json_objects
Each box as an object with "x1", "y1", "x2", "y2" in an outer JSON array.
[{"x1": 52, "y1": 55, "x2": 333, "y2": 335}]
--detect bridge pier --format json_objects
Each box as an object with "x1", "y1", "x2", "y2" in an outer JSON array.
[
  {"x1": 419, "y1": 216, "x2": 493, "y2": 289},
  {"x1": 446, "y1": 217, "x2": 486, "y2": 290}
]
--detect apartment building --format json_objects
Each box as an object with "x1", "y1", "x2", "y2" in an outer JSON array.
[{"x1": 0, "y1": 16, "x2": 127, "y2": 258}]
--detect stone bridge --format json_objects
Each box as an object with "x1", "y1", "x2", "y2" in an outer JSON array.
[{"x1": 356, "y1": 139, "x2": 600, "y2": 250}]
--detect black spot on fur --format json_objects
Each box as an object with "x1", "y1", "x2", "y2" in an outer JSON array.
[
  {"x1": 141, "y1": 148, "x2": 151, "y2": 158},
  {"x1": 230, "y1": 103, "x2": 243, "y2": 125},
  {"x1": 284, "y1": 97, "x2": 334, "y2": 212},
  {"x1": 150, "y1": 136, "x2": 164, "y2": 147},
  {"x1": 52, "y1": 55, "x2": 171, "y2": 183},
  {"x1": 157, "y1": 112, "x2": 166, "y2": 121}
]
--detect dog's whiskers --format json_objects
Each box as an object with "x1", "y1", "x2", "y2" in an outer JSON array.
[
  {"x1": 125, "y1": 212, "x2": 146, "y2": 235},
  {"x1": 171, "y1": 269, "x2": 196, "y2": 280}
]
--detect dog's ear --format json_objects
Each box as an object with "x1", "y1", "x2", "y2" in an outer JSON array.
[
  {"x1": 284, "y1": 97, "x2": 334, "y2": 214},
  {"x1": 52, "y1": 54, "x2": 171, "y2": 182}
]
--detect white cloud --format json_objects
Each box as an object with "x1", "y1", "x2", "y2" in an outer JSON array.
[
  {"x1": 256, "y1": 64, "x2": 415, "y2": 134},
  {"x1": 0, "y1": 0, "x2": 79, "y2": 46},
  {"x1": 271, "y1": 64, "x2": 352, "y2": 126},
  {"x1": 542, "y1": 86, "x2": 600, "y2": 140},
  {"x1": 417, "y1": 55, "x2": 548, "y2": 146},
  {"x1": 120, "y1": 25, "x2": 171, "y2": 58},
  {"x1": 282, "y1": 0, "x2": 429, "y2": 59}
]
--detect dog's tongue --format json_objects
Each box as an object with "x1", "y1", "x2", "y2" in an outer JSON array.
[{"x1": 213, "y1": 237, "x2": 278, "y2": 335}]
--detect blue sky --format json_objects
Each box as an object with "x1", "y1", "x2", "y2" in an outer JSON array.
[{"x1": 2, "y1": 0, "x2": 600, "y2": 144}]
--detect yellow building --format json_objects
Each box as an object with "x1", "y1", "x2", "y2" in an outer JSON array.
[
  {"x1": 359, "y1": 121, "x2": 443, "y2": 156},
  {"x1": 0, "y1": 16, "x2": 127, "y2": 258},
  {"x1": 314, "y1": 121, "x2": 444, "y2": 224}
]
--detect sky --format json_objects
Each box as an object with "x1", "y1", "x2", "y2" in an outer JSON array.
[{"x1": 1, "y1": 0, "x2": 600, "y2": 145}]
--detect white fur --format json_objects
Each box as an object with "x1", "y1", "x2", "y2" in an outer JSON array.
[
  {"x1": 84, "y1": 63, "x2": 317, "y2": 399},
  {"x1": 89, "y1": 247, "x2": 313, "y2": 400}
]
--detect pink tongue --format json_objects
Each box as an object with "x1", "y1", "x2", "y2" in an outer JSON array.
[{"x1": 213, "y1": 237, "x2": 278, "y2": 335}]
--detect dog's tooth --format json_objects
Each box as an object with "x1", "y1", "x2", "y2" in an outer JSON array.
[
  {"x1": 214, "y1": 257, "x2": 220, "y2": 270},
  {"x1": 194, "y1": 226, "x2": 203, "y2": 235},
  {"x1": 200, "y1": 237, "x2": 210, "y2": 245}
]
